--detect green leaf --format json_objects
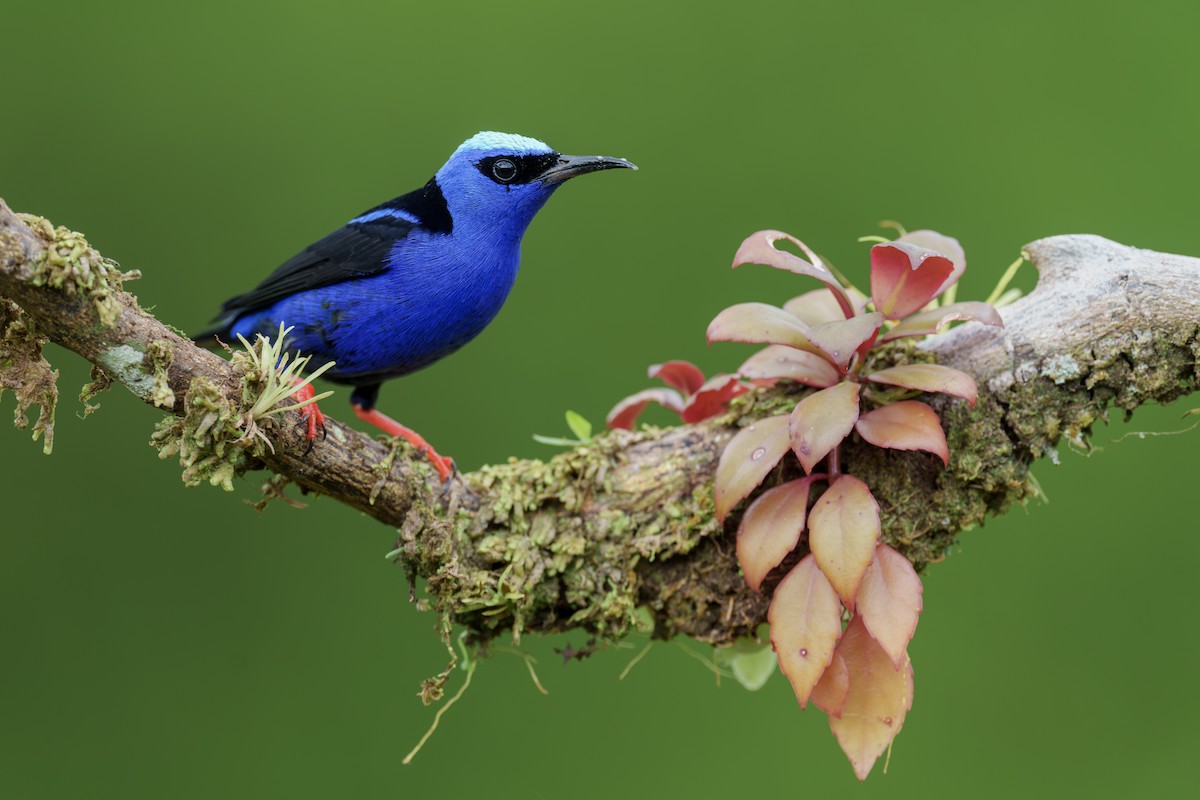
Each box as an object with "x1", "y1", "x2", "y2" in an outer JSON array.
[
  {"x1": 714, "y1": 632, "x2": 778, "y2": 692},
  {"x1": 565, "y1": 410, "x2": 592, "y2": 442},
  {"x1": 729, "y1": 644, "x2": 778, "y2": 692},
  {"x1": 532, "y1": 435, "x2": 583, "y2": 447}
]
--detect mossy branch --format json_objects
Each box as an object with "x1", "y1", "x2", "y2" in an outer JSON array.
[{"x1": 2, "y1": 198, "x2": 1198, "y2": 650}]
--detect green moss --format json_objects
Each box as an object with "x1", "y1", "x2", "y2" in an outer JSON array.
[
  {"x1": 79, "y1": 365, "x2": 114, "y2": 418},
  {"x1": 150, "y1": 375, "x2": 266, "y2": 492},
  {"x1": 398, "y1": 427, "x2": 730, "y2": 649},
  {"x1": 145, "y1": 340, "x2": 177, "y2": 409},
  {"x1": 18, "y1": 214, "x2": 140, "y2": 327}
]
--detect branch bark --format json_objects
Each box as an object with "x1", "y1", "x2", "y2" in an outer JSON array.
[{"x1": 3, "y1": 199, "x2": 1198, "y2": 648}]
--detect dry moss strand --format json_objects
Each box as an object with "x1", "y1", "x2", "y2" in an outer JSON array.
[{"x1": 0, "y1": 300, "x2": 58, "y2": 453}]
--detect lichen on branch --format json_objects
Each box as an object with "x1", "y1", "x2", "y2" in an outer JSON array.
[
  {"x1": 17, "y1": 213, "x2": 140, "y2": 326},
  {"x1": 3, "y1": 199, "x2": 1199, "y2": 653}
]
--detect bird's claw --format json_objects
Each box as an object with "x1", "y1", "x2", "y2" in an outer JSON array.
[
  {"x1": 291, "y1": 380, "x2": 328, "y2": 455},
  {"x1": 440, "y1": 457, "x2": 457, "y2": 490},
  {"x1": 427, "y1": 452, "x2": 456, "y2": 487}
]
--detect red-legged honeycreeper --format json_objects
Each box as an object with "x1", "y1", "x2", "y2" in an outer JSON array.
[{"x1": 196, "y1": 132, "x2": 636, "y2": 480}]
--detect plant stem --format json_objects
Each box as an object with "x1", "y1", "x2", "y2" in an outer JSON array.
[{"x1": 827, "y1": 446, "x2": 841, "y2": 482}]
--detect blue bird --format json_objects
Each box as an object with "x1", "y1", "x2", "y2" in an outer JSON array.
[{"x1": 198, "y1": 132, "x2": 636, "y2": 479}]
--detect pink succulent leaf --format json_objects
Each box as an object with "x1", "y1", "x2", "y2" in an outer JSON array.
[
  {"x1": 606, "y1": 388, "x2": 685, "y2": 431},
  {"x1": 714, "y1": 414, "x2": 792, "y2": 522},
  {"x1": 869, "y1": 242, "x2": 956, "y2": 320},
  {"x1": 854, "y1": 400, "x2": 949, "y2": 465},
  {"x1": 866, "y1": 363, "x2": 978, "y2": 406},
  {"x1": 855, "y1": 544, "x2": 923, "y2": 669},
  {"x1": 825, "y1": 615, "x2": 915, "y2": 781},
  {"x1": 734, "y1": 230, "x2": 835, "y2": 282},
  {"x1": 782, "y1": 289, "x2": 847, "y2": 326},
  {"x1": 879, "y1": 300, "x2": 1004, "y2": 342},
  {"x1": 897, "y1": 229, "x2": 966, "y2": 297},
  {"x1": 808, "y1": 475, "x2": 880, "y2": 607},
  {"x1": 808, "y1": 312, "x2": 884, "y2": 370},
  {"x1": 681, "y1": 374, "x2": 748, "y2": 424},
  {"x1": 706, "y1": 302, "x2": 817, "y2": 351},
  {"x1": 811, "y1": 648, "x2": 849, "y2": 718},
  {"x1": 737, "y1": 345, "x2": 839, "y2": 388},
  {"x1": 737, "y1": 477, "x2": 817, "y2": 593},
  {"x1": 789, "y1": 382, "x2": 860, "y2": 474},
  {"x1": 648, "y1": 360, "x2": 706, "y2": 396},
  {"x1": 733, "y1": 231, "x2": 855, "y2": 317},
  {"x1": 769, "y1": 555, "x2": 843, "y2": 709}
]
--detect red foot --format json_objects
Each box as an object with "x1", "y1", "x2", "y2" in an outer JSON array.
[
  {"x1": 290, "y1": 380, "x2": 327, "y2": 442},
  {"x1": 352, "y1": 404, "x2": 456, "y2": 483}
]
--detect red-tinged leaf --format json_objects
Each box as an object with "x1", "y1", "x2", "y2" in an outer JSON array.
[
  {"x1": 706, "y1": 303, "x2": 815, "y2": 350},
  {"x1": 866, "y1": 363, "x2": 978, "y2": 406},
  {"x1": 856, "y1": 544, "x2": 923, "y2": 668},
  {"x1": 733, "y1": 230, "x2": 835, "y2": 283},
  {"x1": 769, "y1": 555, "x2": 843, "y2": 709},
  {"x1": 879, "y1": 300, "x2": 1003, "y2": 342},
  {"x1": 808, "y1": 475, "x2": 880, "y2": 607},
  {"x1": 869, "y1": 242, "x2": 955, "y2": 320},
  {"x1": 811, "y1": 649, "x2": 849, "y2": 718},
  {"x1": 789, "y1": 382, "x2": 860, "y2": 474},
  {"x1": 714, "y1": 414, "x2": 792, "y2": 522},
  {"x1": 897, "y1": 229, "x2": 965, "y2": 297},
  {"x1": 826, "y1": 615, "x2": 914, "y2": 781},
  {"x1": 783, "y1": 289, "x2": 846, "y2": 325},
  {"x1": 681, "y1": 374, "x2": 748, "y2": 423},
  {"x1": 808, "y1": 312, "x2": 884, "y2": 369},
  {"x1": 737, "y1": 477, "x2": 816, "y2": 592},
  {"x1": 733, "y1": 230, "x2": 855, "y2": 317},
  {"x1": 606, "y1": 388, "x2": 684, "y2": 430},
  {"x1": 648, "y1": 360, "x2": 705, "y2": 396},
  {"x1": 738, "y1": 345, "x2": 839, "y2": 388},
  {"x1": 854, "y1": 401, "x2": 949, "y2": 465}
]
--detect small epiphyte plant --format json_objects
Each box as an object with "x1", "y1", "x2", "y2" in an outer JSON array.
[
  {"x1": 711, "y1": 229, "x2": 1002, "y2": 779},
  {"x1": 606, "y1": 360, "x2": 748, "y2": 430},
  {"x1": 151, "y1": 323, "x2": 334, "y2": 491},
  {"x1": 533, "y1": 410, "x2": 597, "y2": 447}
]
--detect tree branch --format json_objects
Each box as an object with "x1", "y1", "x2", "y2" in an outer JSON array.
[{"x1": 3, "y1": 198, "x2": 1198, "y2": 649}]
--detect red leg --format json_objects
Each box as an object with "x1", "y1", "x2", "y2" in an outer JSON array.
[
  {"x1": 352, "y1": 404, "x2": 456, "y2": 483},
  {"x1": 289, "y1": 380, "x2": 327, "y2": 441}
]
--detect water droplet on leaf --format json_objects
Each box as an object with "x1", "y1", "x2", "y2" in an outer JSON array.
[{"x1": 750, "y1": 447, "x2": 766, "y2": 461}]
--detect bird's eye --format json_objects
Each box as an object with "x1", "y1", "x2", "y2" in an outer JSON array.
[{"x1": 491, "y1": 158, "x2": 518, "y2": 182}]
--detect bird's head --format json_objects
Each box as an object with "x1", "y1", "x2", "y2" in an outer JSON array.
[{"x1": 434, "y1": 131, "x2": 636, "y2": 237}]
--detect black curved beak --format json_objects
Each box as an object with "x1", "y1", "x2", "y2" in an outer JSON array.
[{"x1": 538, "y1": 154, "x2": 638, "y2": 185}]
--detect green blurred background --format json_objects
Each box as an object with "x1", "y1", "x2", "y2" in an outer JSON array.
[{"x1": 3, "y1": 0, "x2": 1198, "y2": 796}]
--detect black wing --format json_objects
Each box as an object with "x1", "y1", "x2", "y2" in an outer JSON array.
[
  {"x1": 215, "y1": 215, "x2": 415, "y2": 318},
  {"x1": 195, "y1": 179, "x2": 454, "y2": 344}
]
